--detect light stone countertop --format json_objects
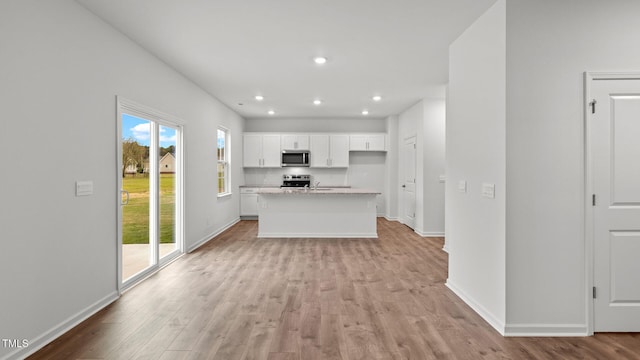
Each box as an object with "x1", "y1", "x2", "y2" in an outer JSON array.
[{"x1": 257, "y1": 187, "x2": 380, "y2": 195}]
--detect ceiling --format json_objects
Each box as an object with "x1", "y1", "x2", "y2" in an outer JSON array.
[{"x1": 77, "y1": 0, "x2": 495, "y2": 119}]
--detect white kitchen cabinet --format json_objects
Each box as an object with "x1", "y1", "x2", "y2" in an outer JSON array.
[
  {"x1": 240, "y1": 187, "x2": 259, "y2": 216},
  {"x1": 330, "y1": 135, "x2": 349, "y2": 167},
  {"x1": 310, "y1": 134, "x2": 349, "y2": 168},
  {"x1": 349, "y1": 134, "x2": 386, "y2": 151},
  {"x1": 243, "y1": 134, "x2": 281, "y2": 167},
  {"x1": 281, "y1": 134, "x2": 309, "y2": 150}
]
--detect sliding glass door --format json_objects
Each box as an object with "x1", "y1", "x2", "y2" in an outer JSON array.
[{"x1": 117, "y1": 98, "x2": 183, "y2": 290}]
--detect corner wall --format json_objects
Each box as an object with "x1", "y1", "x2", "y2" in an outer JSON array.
[
  {"x1": 397, "y1": 99, "x2": 446, "y2": 236},
  {"x1": 420, "y1": 99, "x2": 446, "y2": 236},
  {"x1": 446, "y1": 0, "x2": 506, "y2": 332},
  {"x1": 0, "y1": 1, "x2": 244, "y2": 358},
  {"x1": 505, "y1": 0, "x2": 640, "y2": 334}
]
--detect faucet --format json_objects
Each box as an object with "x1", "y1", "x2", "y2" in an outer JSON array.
[
  {"x1": 314, "y1": 181, "x2": 320, "y2": 190},
  {"x1": 304, "y1": 184, "x2": 309, "y2": 192}
]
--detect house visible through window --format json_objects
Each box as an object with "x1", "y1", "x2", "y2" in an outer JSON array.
[{"x1": 217, "y1": 127, "x2": 230, "y2": 196}]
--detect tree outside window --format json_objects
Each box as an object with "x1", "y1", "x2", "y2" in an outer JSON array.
[{"x1": 217, "y1": 128, "x2": 230, "y2": 196}]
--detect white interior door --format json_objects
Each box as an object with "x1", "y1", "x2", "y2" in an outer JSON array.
[
  {"x1": 401, "y1": 137, "x2": 416, "y2": 229},
  {"x1": 591, "y1": 77, "x2": 640, "y2": 331}
]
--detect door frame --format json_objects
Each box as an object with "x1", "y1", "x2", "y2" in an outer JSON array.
[
  {"x1": 584, "y1": 71, "x2": 640, "y2": 334},
  {"x1": 116, "y1": 96, "x2": 185, "y2": 294}
]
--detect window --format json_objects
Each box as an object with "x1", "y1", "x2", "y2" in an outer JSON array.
[{"x1": 217, "y1": 127, "x2": 230, "y2": 196}]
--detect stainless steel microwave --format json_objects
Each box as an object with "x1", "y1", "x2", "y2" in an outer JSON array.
[{"x1": 281, "y1": 150, "x2": 310, "y2": 167}]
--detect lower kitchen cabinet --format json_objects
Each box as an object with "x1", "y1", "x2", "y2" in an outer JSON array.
[{"x1": 240, "y1": 187, "x2": 259, "y2": 216}]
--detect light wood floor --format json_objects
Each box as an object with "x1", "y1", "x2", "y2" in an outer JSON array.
[{"x1": 30, "y1": 219, "x2": 640, "y2": 359}]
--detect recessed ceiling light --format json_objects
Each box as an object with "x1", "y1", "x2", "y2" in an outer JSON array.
[
  {"x1": 362, "y1": 110, "x2": 369, "y2": 115},
  {"x1": 372, "y1": 95, "x2": 382, "y2": 102},
  {"x1": 255, "y1": 95, "x2": 264, "y2": 101},
  {"x1": 313, "y1": 57, "x2": 327, "y2": 65},
  {"x1": 313, "y1": 99, "x2": 322, "y2": 105},
  {"x1": 268, "y1": 110, "x2": 275, "y2": 115}
]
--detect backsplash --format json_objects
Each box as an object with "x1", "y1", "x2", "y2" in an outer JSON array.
[{"x1": 243, "y1": 167, "x2": 350, "y2": 186}]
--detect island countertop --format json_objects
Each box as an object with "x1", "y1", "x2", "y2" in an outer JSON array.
[{"x1": 257, "y1": 187, "x2": 381, "y2": 195}]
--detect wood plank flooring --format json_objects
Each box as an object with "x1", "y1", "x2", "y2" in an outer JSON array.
[{"x1": 29, "y1": 219, "x2": 640, "y2": 359}]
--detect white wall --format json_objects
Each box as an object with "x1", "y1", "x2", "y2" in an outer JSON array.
[
  {"x1": 397, "y1": 100, "x2": 446, "y2": 236},
  {"x1": 505, "y1": 0, "x2": 640, "y2": 334},
  {"x1": 446, "y1": 0, "x2": 506, "y2": 332},
  {"x1": 421, "y1": 99, "x2": 446, "y2": 236},
  {"x1": 0, "y1": 1, "x2": 244, "y2": 358},
  {"x1": 385, "y1": 115, "x2": 400, "y2": 220}
]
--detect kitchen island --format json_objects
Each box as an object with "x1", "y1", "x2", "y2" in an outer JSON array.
[{"x1": 256, "y1": 188, "x2": 381, "y2": 238}]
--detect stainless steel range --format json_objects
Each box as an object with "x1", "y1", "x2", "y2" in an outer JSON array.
[{"x1": 281, "y1": 174, "x2": 311, "y2": 188}]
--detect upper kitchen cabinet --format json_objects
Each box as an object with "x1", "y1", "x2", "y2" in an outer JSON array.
[
  {"x1": 349, "y1": 134, "x2": 387, "y2": 151},
  {"x1": 310, "y1": 134, "x2": 349, "y2": 168},
  {"x1": 281, "y1": 134, "x2": 309, "y2": 150},
  {"x1": 243, "y1": 134, "x2": 281, "y2": 167}
]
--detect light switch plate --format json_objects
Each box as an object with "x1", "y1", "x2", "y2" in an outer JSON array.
[
  {"x1": 439, "y1": 175, "x2": 446, "y2": 183},
  {"x1": 458, "y1": 180, "x2": 467, "y2": 193},
  {"x1": 76, "y1": 181, "x2": 93, "y2": 196},
  {"x1": 482, "y1": 183, "x2": 495, "y2": 198}
]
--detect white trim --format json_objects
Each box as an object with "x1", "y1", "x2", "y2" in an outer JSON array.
[
  {"x1": 384, "y1": 216, "x2": 399, "y2": 221},
  {"x1": 583, "y1": 71, "x2": 640, "y2": 335},
  {"x1": 414, "y1": 229, "x2": 445, "y2": 237},
  {"x1": 442, "y1": 243, "x2": 449, "y2": 253},
  {"x1": 504, "y1": 324, "x2": 588, "y2": 337},
  {"x1": 258, "y1": 233, "x2": 378, "y2": 238},
  {"x1": 445, "y1": 280, "x2": 505, "y2": 335},
  {"x1": 5, "y1": 291, "x2": 119, "y2": 360},
  {"x1": 586, "y1": 71, "x2": 640, "y2": 80},
  {"x1": 188, "y1": 218, "x2": 240, "y2": 253}
]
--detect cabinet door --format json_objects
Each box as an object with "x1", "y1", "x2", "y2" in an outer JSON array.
[
  {"x1": 310, "y1": 135, "x2": 329, "y2": 168},
  {"x1": 295, "y1": 135, "x2": 310, "y2": 150},
  {"x1": 281, "y1": 135, "x2": 297, "y2": 150},
  {"x1": 282, "y1": 135, "x2": 310, "y2": 150},
  {"x1": 367, "y1": 134, "x2": 386, "y2": 151},
  {"x1": 243, "y1": 134, "x2": 262, "y2": 167},
  {"x1": 349, "y1": 135, "x2": 368, "y2": 151},
  {"x1": 330, "y1": 135, "x2": 350, "y2": 167},
  {"x1": 240, "y1": 193, "x2": 258, "y2": 216},
  {"x1": 262, "y1": 135, "x2": 281, "y2": 167}
]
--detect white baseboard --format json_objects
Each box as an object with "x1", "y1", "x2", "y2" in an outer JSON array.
[
  {"x1": 5, "y1": 291, "x2": 119, "y2": 360},
  {"x1": 384, "y1": 216, "x2": 399, "y2": 221},
  {"x1": 258, "y1": 232, "x2": 378, "y2": 239},
  {"x1": 442, "y1": 243, "x2": 449, "y2": 253},
  {"x1": 445, "y1": 280, "x2": 506, "y2": 335},
  {"x1": 188, "y1": 218, "x2": 240, "y2": 253},
  {"x1": 414, "y1": 229, "x2": 445, "y2": 237},
  {"x1": 504, "y1": 324, "x2": 588, "y2": 337}
]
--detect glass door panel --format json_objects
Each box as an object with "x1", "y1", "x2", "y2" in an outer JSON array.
[
  {"x1": 159, "y1": 125, "x2": 177, "y2": 260},
  {"x1": 121, "y1": 114, "x2": 152, "y2": 280}
]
